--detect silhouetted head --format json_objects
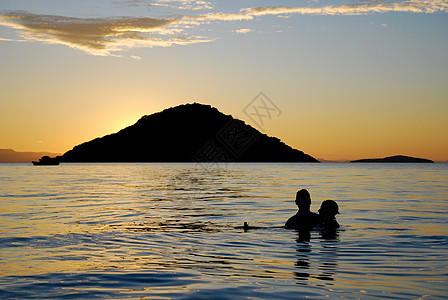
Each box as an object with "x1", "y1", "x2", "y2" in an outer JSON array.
[
  {"x1": 295, "y1": 189, "x2": 311, "y2": 210},
  {"x1": 318, "y1": 200, "x2": 339, "y2": 218}
]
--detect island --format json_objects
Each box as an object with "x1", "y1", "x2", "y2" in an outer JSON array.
[
  {"x1": 351, "y1": 155, "x2": 434, "y2": 163},
  {"x1": 52, "y1": 103, "x2": 318, "y2": 163}
]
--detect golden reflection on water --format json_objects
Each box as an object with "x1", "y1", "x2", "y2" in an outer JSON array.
[{"x1": 0, "y1": 163, "x2": 447, "y2": 299}]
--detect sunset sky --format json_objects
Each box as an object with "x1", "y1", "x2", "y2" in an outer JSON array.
[{"x1": 1, "y1": 0, "x2": 447, "y2": 162}]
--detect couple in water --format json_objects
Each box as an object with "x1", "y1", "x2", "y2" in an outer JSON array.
[{"x1": 285, "y1": 189, "x2": 339, "y2": 230}]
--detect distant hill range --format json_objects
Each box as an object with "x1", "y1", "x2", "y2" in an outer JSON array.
[
  {"x1": 0, "y1": 149, "x2": 61, "y2": 163},
  {"x1": 58, "y1": 103, "x2": 318, "y2": 163},
  {"x1": 351, "y1": 155, "x2": 434, "y2": 163}
]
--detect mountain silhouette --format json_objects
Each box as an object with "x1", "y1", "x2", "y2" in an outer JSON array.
[
  {"x1": 0, "y1": 149, "x2": 61, "y2": 163},
  {"x1": 58, "y1": 103, "x2": 318, "y2": 163},
  {"x1": 351, "y1": 155, "x2": 434, "y2": 163}
]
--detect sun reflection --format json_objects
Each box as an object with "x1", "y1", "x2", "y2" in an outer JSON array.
[{"x1": 1, "y1": 163, "x2": 447, "y2": 298}]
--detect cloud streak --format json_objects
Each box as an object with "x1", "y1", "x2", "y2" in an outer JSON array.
[
  {"x1": 0, "y1": 0, "x2": 446, "y2": 56},
  {"x1": 196, "y1": 0, "x2": 448, "y2": 21},
  {"x1": 153, "y1": 0, "x2": 213, "y2": 10},
  {"x1": 244, "y1": 0, "x2": 448, "y2": 16},
  {"x1": 234, "y1": 28, "x2": 252, "y2": 34},
  {"x1": 118, "y1": 0, "x2": 213, "y2": 10},
  {"x1": 0, "y1": 12, "x2": 211, "y2": 56}
]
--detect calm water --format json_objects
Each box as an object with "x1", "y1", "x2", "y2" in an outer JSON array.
[{"x1": 0, "y1": 163, "x2": 447, "y2": 299}]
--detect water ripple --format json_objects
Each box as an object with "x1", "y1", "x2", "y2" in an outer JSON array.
[{"x1": 0, "y1": 163, "x2": 447, "y2": 299}]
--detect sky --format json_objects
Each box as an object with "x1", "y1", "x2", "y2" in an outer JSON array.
[{"x1": 0, "y1": 0, "x2": 447, "y2": 162}]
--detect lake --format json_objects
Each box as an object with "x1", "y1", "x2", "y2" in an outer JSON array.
[{"x1": 0, "y1": 163, "x2": 447, "y2": 299}]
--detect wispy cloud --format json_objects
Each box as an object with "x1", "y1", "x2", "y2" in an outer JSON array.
[
  {"x1": 242, "y1": 0, "x2": 448, "y2": 16},
  {"x1": 119, "y1": 0, "x2": 213, "y2": 10},
  {"x1": 154, "y1": 0, "x2": 213, "y2": 10},
  {"x1": 196, "y1": 0, "x2": 448, "y2": 21},
  {"x1": 0, "y1": 37, "x2": 26, "y2": 42},
  {"x1": 0, "y1": 12, "x2": 210, "y2": 56},
  {"x1": 131, "y1": 55, "x2": 142, "y2": 60},
  {"x1": 234, "y1": 28, "x2": 252, "y2": 34},
  {"x1": 0, "y1": 0, "x2": 446, "y2": 57}
]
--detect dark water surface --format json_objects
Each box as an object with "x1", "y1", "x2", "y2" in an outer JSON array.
[{"x1": 1, "y1": 163, "x2": 447, "y2": 299}]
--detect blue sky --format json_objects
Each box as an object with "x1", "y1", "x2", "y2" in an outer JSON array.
[{"x1": 1, "y1": 0, "x2": 447, "y2": 161}]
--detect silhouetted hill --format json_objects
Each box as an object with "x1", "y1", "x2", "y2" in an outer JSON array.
[
  {"x1": 59, "y1": 103, "x2": 318, "y2": 163},
  {"x1": 0, "y1": 149, "x2": 61, "y2": 163},
  {"x1": 351, "y1": 155, "x2": 434, "y2": 163}
]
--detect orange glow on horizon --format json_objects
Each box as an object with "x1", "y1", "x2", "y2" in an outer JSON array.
[{"x1": 1, "y1": 98, "x2": 447, "y2": 163}]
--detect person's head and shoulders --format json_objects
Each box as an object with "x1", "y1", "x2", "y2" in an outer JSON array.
[
  {"x1": 318, "y1": 199, "x2": 340, "y2": 230},
  {"x1": 285, "y1": 189, "x2": 319, "y2": 230}
]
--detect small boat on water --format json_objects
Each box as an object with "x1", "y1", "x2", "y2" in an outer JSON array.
[{"x1": 32, "y1": 156, "x2": 60, "y2": 166}]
